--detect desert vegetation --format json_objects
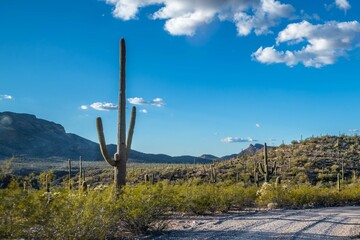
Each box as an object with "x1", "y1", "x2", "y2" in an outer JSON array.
[
  {"x1": 1, "y1": 167, "x2": 360, "y2": 238},
  {"x1": 2, "y1": 134, "x2": 360, "y2": 238}
]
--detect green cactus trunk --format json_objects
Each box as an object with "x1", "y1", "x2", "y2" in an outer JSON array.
[
  {"x1": 79, "y1": 156, "x2": 82, "y2": 190},
  {"x1": 82, "y1": 170, "x2": 87, "y2": 191},
  {"x1": 96, "y1": 38, "x2": 136, "y2": 190},
  {"x1": 275, "y1": 176, "x2": 281, "y2": 189},
  {"x1": 259, "y1": 143, "x2": 276, "y2": 183},
  {"x1": 68, "y1": 159, "x2": 72, "y2": 190},
  {"x1": 253, "y1": 161, "x2": 259, "y2": 187},
  {"x1": 255, "y1": 171, "x2": 259, "y2": 187},
  {"x1": 148, "y1": 173, "x2": 154, "y2": 184},
  {"x1": 210, "y1": 164, "x2": 216, "y2": 183},
  {"x1": 353, "y1": 169, "x2": 357, "y2": 182},
  {"x1": 45, "y1": 174, "x2": 50, "y2": 192}
]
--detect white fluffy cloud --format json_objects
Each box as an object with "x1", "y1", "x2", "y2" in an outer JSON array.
[
  {"x1": 89, "y1": 102, "x2": 118, "y2": 111},
  {"x1": 335, "y1": 0, "x2": 351, "y2": 11},
  {"x1": 105, "y1": 0, "x2": 294, "y2": 36},
  {"x1": 0, "y1": 94, "x2": 13, "y2": 101},
  {"x1": 252, "y1": 20, "x2": 360, "y2": 67},
  {"x1": 128, "y1": 97, "x2": 165, "y2": 107},
  {"x1": 127, "y1": 97, "x2": 148, "y2": 105},
  {"x1": 221, "y1": 137, "x2": 258, "y2": 143},
  {"x1": 80, "y1": 97, "x2": 164, "y2": 111},
  {"x1": 151, "y1": 98, "x2": 165, "y2": 107},
  {"x1": 233, "y1": 0, "x2": 294, "y2": 36}
]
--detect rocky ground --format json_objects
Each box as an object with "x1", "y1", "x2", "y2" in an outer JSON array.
[{"x1": 152, "y1": 206, "x2": 360, "y2": 239}]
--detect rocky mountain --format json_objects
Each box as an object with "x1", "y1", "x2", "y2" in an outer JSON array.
[
  {"x1": 220, "y1": 143, "x2": 264, "y2": 160},
  {"x1": 0, "y1": 112, "x2": 102, "y2": 160},
  {"x1": 0, "y1": 112, "x2": 213, "y2": 163}
]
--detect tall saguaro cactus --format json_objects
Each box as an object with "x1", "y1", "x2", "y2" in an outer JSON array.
[
  {"x1": 68, "y1": 159, "x2": 72, "y2": 190},
  {"x1": 259, "y1": 143, "x2": 276, "y2": 183},
  {"x1": 96, "y1": 38, "x2": 136, "y2": 189},
  {"x1": 79, "y1": 156, "x2": 83, "y2": 190}
]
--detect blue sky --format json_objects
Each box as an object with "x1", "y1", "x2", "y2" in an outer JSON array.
[{"x1": 1, "y1": 0, "x2": 360, "y2": 157}]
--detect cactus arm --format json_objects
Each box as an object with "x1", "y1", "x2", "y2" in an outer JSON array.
[
  {"x1": 126, "y1": 106, "x2": 136, "y2": 161},
  {"x1": 96, "y1": 117, "x2": 116, "y2": 167},
  {"x1": 269, "y1": 162, "x2": 277, "y2": 174},
  {"x1": 273, "y1": 162, "x2": 277, "y2": 172},
  {"x1": 258, "y1": 162, "x2": 265, "y2": 175},
  {"x1": 264, "y1": 143, "x2": 268, "y2": 162}
]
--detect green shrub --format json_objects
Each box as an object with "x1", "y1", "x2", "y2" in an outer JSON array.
[
  {"x1": 256, "y1": 183, "x2": 360, "y2": 209},
  {"x1": 113, "y1": 182, "x2": 173, "y2": 235},
  {"x1": 172, "y1": 181, "x2": 256, "y2": 214}
]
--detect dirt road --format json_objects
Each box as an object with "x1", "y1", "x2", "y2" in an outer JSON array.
[{"x1": 153, "y1": 206, "x2": 360, "y2": 239}]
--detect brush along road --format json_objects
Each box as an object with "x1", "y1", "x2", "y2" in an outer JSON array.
[{"x1": 153, "y1": 206, "x2": 360, "y2": 239}]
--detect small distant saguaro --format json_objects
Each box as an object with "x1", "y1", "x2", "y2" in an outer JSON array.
[{"x1": 96, "y1": 38, "x2": 136, "y2": 190}]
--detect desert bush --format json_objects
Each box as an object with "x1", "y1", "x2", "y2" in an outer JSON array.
[
  {"x1": 0, "y1": 182, "x2": 29, "y2": 238},
  {"x1": 173, "y1": 181, "x2": 218, "y2": 214},
  {"x1": 0, "y1": 182, "x2": 174, "y2": 238},
  {"x1": 112, "y1": 181, "x2": 174, "y2": 235},
  {"x1": 0, "y1": 184, "x2": 116, "y2": 239},
  {"x1": 256, "y1": 182, "x2": 360, "y2": 209},
  {"x1": 172, "y1": 181, "x2": 256, "y2": 214},
  {"x1": 217, "y1": 183, "x2": 257, "y2": 212}
]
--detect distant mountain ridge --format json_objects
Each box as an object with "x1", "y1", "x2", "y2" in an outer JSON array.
[
  {"x1": 220, "y1": 143, "x2": 264, "y2": 160},
  {"x1": 0, "y1": 112, "x2": 102, "y2": 160},
  {"x1": 0, "y1": 111, "x2": 253, "y2": 163}
]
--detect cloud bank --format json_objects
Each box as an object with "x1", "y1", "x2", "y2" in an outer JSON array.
[
  {"x1": 252, "y1": 20, "x2": 360, "y2": 67},
  {"x1": 221, "y1": 137, "x2": 258, "y2": 143},
  {"x1": 105, "y1": 0, "x2": 294, "y2": 36},
  {"x1": 105, "y1": 1, "x2": 359, "y2": 67}
]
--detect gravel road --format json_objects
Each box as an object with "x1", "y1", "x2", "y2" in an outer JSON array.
[{"x1": 152, "y1": 206, "x2": 360, "y2": 239}]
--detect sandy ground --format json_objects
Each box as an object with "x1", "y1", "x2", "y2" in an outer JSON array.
[{"x1": 151, "y1": 206, "x2": 360, "y2": 239}]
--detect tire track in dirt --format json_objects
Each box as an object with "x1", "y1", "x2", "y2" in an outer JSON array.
[
  {"x1": 152, "y1": 207, "x2": 360, "y2": 239},
  {"x1": 292, "y1": 207, "x2": 360, "y2": 239},
  {"x1": 288, "y1": 213, "x2": 340, "y2": 239}
]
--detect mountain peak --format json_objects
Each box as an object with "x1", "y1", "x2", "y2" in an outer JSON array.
[
  {"x1": 0, "y1": 112, "x2": 65, "y2": 134},
  {"x1": 0, "y1": 111, "x2": 97, "y2": 159}
]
